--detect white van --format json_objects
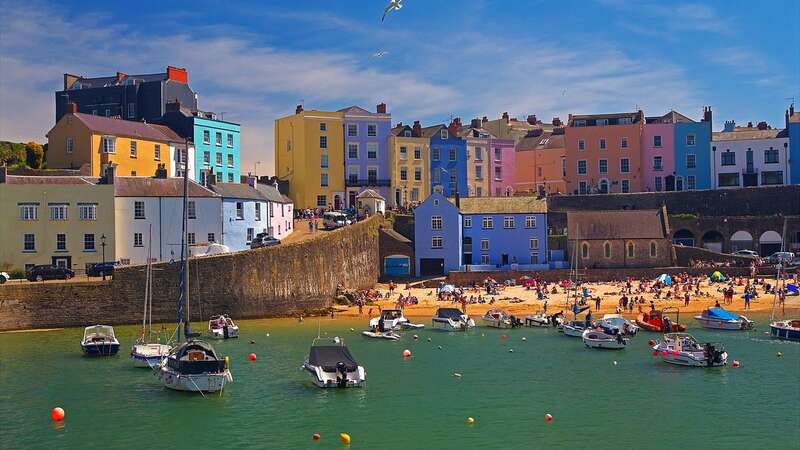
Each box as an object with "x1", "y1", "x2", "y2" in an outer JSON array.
[{"x1": 323, "y1": 212, "x2": 351, "y2": 229}]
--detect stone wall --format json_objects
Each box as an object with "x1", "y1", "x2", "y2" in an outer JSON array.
[{"x1": 0, "y1": 216, "x2": 382, "y2": 331}]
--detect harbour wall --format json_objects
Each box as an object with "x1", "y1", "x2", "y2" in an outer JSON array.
[{"x1": 0, "y1": 216, "x2": 382, "y2": 331}]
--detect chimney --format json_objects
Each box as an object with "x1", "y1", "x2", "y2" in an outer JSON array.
[
  {"x1": 0, "y1": 166, "x2": 6, "y2": 184},
  {"x1": 757, "y1": 121, "x2": 768, "y2": 130},
  {"x1": 527, "y1": 115, "x2": 538, "y2": 125},
  {"x1": 166, "y1": 66, "x2": 189, "y2": 84},
  {"x1": 702, "y1": 106, "x2": 713, "y2": 129},
  {"x1": 412, "y1": 120, "x2": 422, "y2": 137},
  {"x1": 502, "y1": 112, "x2": 509, "y2": 123},
  {"x1": 69, "y1": 102, "x2": 77, "y2": 114},
  {"x1": 246, "y1": 175, "x2": 257, "y2": 189},
  {"x1": 448, "y1": 118, "x2": 461, "y2": 135},
  {"x1": 723, "y1": 120, "x2": 735, "y2": 132},
  {"x1": 791, "y1": 103, "x2": 796, "y2": 116},
  {"x1": 396, "y1": 122, "x2": 403, "y2": 127},
  {"x1": 482, "y1": 116, "x2": 488, "y2": 124},
  {"x1": 552, "y1": 117, "x2": 562, "y2": 127},
  {"x1": 295, "y1": 104, "x2": 304, "y2": 114},
  {"x1": 116, "y1": 71, "x2": 127, "y2": 83},
  {"x1": 377, "y1": 103, "x2": 387, "y2": 114},
  {"x1": 104, "y1": 165, "x2": 116, "y2": 185},
  {"x1": 470, "y1": 118, "x2": 482, "y2": 129},
  {"x1": 154, "y1": 163, "x2": 168, "y2": 179}
]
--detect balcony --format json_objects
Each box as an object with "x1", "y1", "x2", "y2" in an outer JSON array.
[{"x1": 345, "y1": 178, "x2": 391, "y2": 187}]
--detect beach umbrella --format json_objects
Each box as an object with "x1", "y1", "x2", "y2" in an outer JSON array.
[
  {"x1": 657, "y1": 274, "x2": 672, "y2": 286},
  {"x1": 710, "y1": 271, "x2": 725, "y2": 282}
]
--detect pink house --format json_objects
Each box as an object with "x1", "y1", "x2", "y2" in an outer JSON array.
[
  {"x1": 643, "y1": 115, "x2": 676, "y2": 192},
  {"x1": 256, "y1": 181, "x2": 294, "y2": 240},
  {"x1": 488, "y1": 138, "x2": 516, "y2": 196}
]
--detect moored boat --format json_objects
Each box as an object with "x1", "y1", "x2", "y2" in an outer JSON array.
[
  {"x1": 130, "y1": 229, "x2": 171, "y2": 367},
  {"x1": 599, "y1": 314, "x2": 639, "y2": 336},
  {"x1": 561, "y1": 320, "x2": 589, "y2": 337},
  {"x1": 361, "y1": 330, "x2": 401, "y2": 340},
  {"x1": 302, "y1": 337, "x2": 366, "y2": 388},
  {"x1": 158, "y1": 340, "x2": 233, "y2": 392},
  {"x1": 81, "y1": 325, "x2": 120, "y2": 356},
  {"x1": 582, "y1": 327, "x2": 628, "y2": 349},
  {"x1": 694, "y1": 308, "x2": 754, "y2": 330},
  {"x1": 208, "y1": 314, "x2": 240, "y2": 339},
  {"x1": 525, "y1": 312, "x2": 551, "y2": 327},
  {"x1": 769, "y1": 319, "x2": 800, "y2": 341},
  {"x1": 651, "y1": 333, "x2": 728, "y2": 367},
  {"x1": 483, "y1": 309, "x2": 514, "y2": 328},
  {"x1": 432, "y1": 308, "x2": 475, "y2": 331},
  {"x1": 368, "y1": 309, "x2": 424, "y2": 331},
  {"x1": 636, "y1": 308, "x2": 687, "y2": 332}
]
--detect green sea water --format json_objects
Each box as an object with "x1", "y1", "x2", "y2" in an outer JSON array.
[{"x1": 1, "y1": 313, "x2": 798, "y2": 449}]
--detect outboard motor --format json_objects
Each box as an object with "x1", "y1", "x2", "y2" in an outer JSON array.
[
  {"x1": 223, "y1": 325, "x2": 229, "y2": 339},
  {"x1": 704, "y1": 344, "x2": 715, "y2": 367},
  {"x1": 663, "y1": 316, "x2": 673, "y2": 333},
  {"x1": 336, "y1": 362, "x2": 347, "y2": 387}
]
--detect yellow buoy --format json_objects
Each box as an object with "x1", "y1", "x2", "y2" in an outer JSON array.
[
  {"x1": 339, "y1": 433, "x2": 351, "y2": 445},
  {"x1": 466, "y1": 417, "x2": 475, "y2": 424},
  {"x1": 224, "y1": 356, "x2": 230, "y2": 369}
]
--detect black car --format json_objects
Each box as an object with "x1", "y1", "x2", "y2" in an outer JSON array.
[
  {"x1": 86, "y1": 262, "x2": 115, "y2": 277},
  {"x1": 27, "y1": 265, "x2": 74, "y2": 282},
  {"x1": 250, "y1": 233, "x2": 281, "y2": 249}
]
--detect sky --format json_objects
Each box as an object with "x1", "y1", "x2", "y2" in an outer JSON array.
[{"x1": 0, "y1": 0, "x2": 798, "y2": 175}]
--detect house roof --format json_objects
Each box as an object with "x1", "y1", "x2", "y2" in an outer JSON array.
[
  {"x1": 456, "y1": 196, "x2": 547, "y2": 214},
  {"x1": 356, "y1": 188, "x2": 384, "y2": 200},
  {"x1": 65, "y1": 113, "x2": 183, "y2": 143},
  {"x1": 337, "y1": 105, "x2": 374, "y2": 115},
  {"x1": 516, "y1": 132, "x2": 565, "y2": 151},
  {"x1": 380, "y1": 227, "x2": 411, "y2": 243},
  {"x1": 3, "y1": 175, "x2": 99, "y2": 185},
  {"x1": 569, "y1": 111, "x2": 642, "y2": 126},
  {"x1": 645, "y1": 110, "x2": 695, "y2": 124},
  {"x1": 567, "y1": 209, "x2": 667, "y2": 240},
  {"x1": 209, "y1": 183, "x2": 267, "y2": 201},
  {"x1": 421, "y1": 124, "x2": 447, "y2": 138},
  {"x1": 713, "y1": 128, "x2": 788, "y2": 141},
  {"x1": 255, "y1": 183, "x2": 292, "y2": 203},
  {"x1": 113, "y1": 177, "x2": 218, "y2": 197},
  {"x1": 67, "y1": 71, "x2": 167, "y2": 89},
  {"x1": 790, "y1": 112, "x2": 800, "y2": 123}
]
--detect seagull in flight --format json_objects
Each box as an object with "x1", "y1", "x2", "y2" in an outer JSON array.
[
  {"x1": 372, "y1": 50, "x2": 389, "y2": 58},
  {"x1": 382, "y1": 0, "x2": 403, "y2": 22}
]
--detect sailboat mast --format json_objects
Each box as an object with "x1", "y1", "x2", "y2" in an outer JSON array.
[
  {"x1": 182, "y1": 139, "x2": 190, "y2": 335},
  {"x1": 147, "y1": 224, "x2": 153, "y2": 333}
]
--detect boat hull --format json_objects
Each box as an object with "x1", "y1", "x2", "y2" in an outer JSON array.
[
  {"x1": 302, "y1": 364, "x2": 366, "y2": 388},
  {"x1": 130, "y1": 344, "x2": 172, "y2": 368},
  {"x1": 562, "y1": 324, "x2": 586, "y2": 337},
  {"x1": 209, "y1": 327, "x2": 239, "y2": 339},
  {"x1": 361, "y1": 331, "x2": 400, "y2": 340},
  {"x1": 81, "y1": 342, "x2": 120, "y2": 356},
  {"x1": 694, "y1": 317, "x2": 749, "y2": 330},
  {"x1": 159, "y1": 365, "x2": 232, "y2": 392},
  {"x1": 582, "y1": 330, "x2": 628, "y2": 349},
  {"x1": 525, "y1": 316, "x2": 549, "y2": 327},
  {"x1": 482, "y1": 319, "x2": 512, "y2": 329},
  {"x1": 431, "y1": 318, "x2": 474, "y2": 331},
  {"x1": 769, "y1": 321, "x2": 800, "y2": 341}
]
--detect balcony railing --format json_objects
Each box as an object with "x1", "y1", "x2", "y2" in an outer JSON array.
[{"x1": 345, "y1": 178, "x2": 391, "y2": 187}]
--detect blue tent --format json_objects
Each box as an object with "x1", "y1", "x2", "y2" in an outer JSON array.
[{"x1": 657, "y1": 274, "x2": 672, "y2": 286}]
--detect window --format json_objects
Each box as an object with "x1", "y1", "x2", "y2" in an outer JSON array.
[
  {"x1": 128, "y1": 102, "x2": 136, "y2": 118},
  {"x1": 620, "y1": 158, "x2": 630, "y2": 173},
  {"x1": 78, "y1": 203, "x2": 96, "y2": 220},
  {"x1": 134, "y1": 201, "x2": 145, "y2": 219},
  {"x1": 84, "y1": 233, "x2": 95, "y2": 251},
  {"x1": 654, "y1": 176, "x2": 662, "y2": 191},
  {"x1": 481, "y1": 254, "x2": 489, "y2": 264},
  {"x1": 319, "y1": 123, "x2": 327, "y2": 132},
  {"x1": 49, "y1": 204, "x2": 68, "y2": 221},
  {"x1": 653, "y1": 156, "x2": 663, "y2": 171},
  {"x1": 414, "y1": 167, "x2": 421, "y2": 181},
  {"x1": 650, "y1": 242, "x2": 657, "y2": 257},
  {"x1": 621, "y1": 180, "x2": 630, "y2": 193},
  {"x1": 530, "y1": 252, "x2": 539, "y2": 264},
  {"x1": 494, "y1": 166, "x2": 502, "y2": 180},
  {"x1": 432, "y1": 147, "x2": 440, "y2": 161},
  {"x1": 66, "y1": 138, "x2": 74, "y2": 154},
  {"x1": 187, "y1": 201, "x2": 196, "y2": 219},
  {"x1": 597, "y1": 119, "x2": 609, "y2": 126},
  {"x1": 227, "y1": 173, "x2": 233, "y2": 182},
  {"x1": 577, "y1": 160, "x2": 587, "y2": 175},
  {"x1": 599, "y1": 159, "x2": 608, "y2": 174},
  {"x1": 449, "y1": 148, "x2": 456, "y2": 161},
  {"x1": 319, "y1": 136, "x2": 327, "y2": 149},
  {"x1": 494, "y1": 148, "x2": 502, "y2": 161},
  {"x1": 718, "y1": 173, "x2": 739, "y2": 187},
  {"x1": 101, "y1": 136, "x2": 116, "y2": 153},
  {"x1": 529, "y1": 238, "x2": 539, "y2": 250},
  {"x1": 411, "y1": 188, "x2": 419, "y2": 201},
  {"x1": 320, "y1": 154, "x2": 329, "y2": 168},
  {"x1": 203, "y1": 130, "x2": 210, "y2": 144},
  {"x1": 227, "y1": 154, "x2": 234, "y2": 167},
  {"x1": 627, "y1": 242, "x2": 635, "y2": 258},
  {"x1": 432, "y1": 170, "x2": 441, "y2": 184},
  {"x1": 603, "y1": 241, "x2": 611, "y2": 258},
  {"x1": 685, "y1": 153, "x2": 696, "y2": 169},
  {"x1": 476, "y1": 186, "x2": 482, "y2": 197},
  {"x1": 367, "y1": 124, "x2": 377, "y2": 137},
  {"x1": 153, "y1": 144, "x2": 161, "y2": 161},
  {"x1": 525, "y1": 216, "x2": 536, "y2": 228},
  {"x1": 320, "y1": 173, "x2": 329, "y2": 187},
  {"x1": 480, "y1": 239, "x2": 489, "y2": 251},
  {"x1": 134, "y1": 233, "x2": 143, "y2": 247},
  {"x1": 574, "y1": 120, "x2": 587, "y2": 127},
  {"x1": 687, "y1": 175, "x2": 696, "y2": 190},
  {"x1": 400, "y1": 167, "x2": 408, "y2": 181},
  {"x1": 432, "y1": 236, "x2": 443, "y2": 249},
  {"x1": 440, "y1": 129, "x2": 448, "y2": 139},
  {"x1": 761, "y1": 171, "x2": 784, "y2": 185},
  {"x1": 475, "y1": 165, "x2": 483, "y2": 180},
  {"x1": 581, "y1": 242, "x2": 589, "y2": 258},
  {"x1": 216, "y1": 153, "x2": 223, "y2": 166},
  {"x1": 208, "y1": 233, "x2": 216, "y2": 243},
  {"x1": 579, "y1": 181, "x2": 588, "y2": 195},
  {"x1": 464, "y1": 217, "x2": 472, "y2": 228},
  {"x1": 495, "y1": 187, "x2": 501, "y2": 197},
  {"x1": 236, "y1": 202, "x2": 244, "y2": 219},
  {"x1": 598, "y1": 179, "x2": 609, "y2": 193},
  {"x1": 653, "y1": 135, "x2": 662, "y2": 147},
  {"x1": 187, "y1": 233, "x2": 196, "y2": 245},
  {"x1": 105, "y1": 108, "x2": 110, "y2": 117},
  {"x1": 599, "y1": 138, "x2": 606, "y2": 150},
  {"x1": 431, "y1": 216, "x2": 442, "y2": 230},
  {"x1": 399, "y1": 146, "x2": 408, "y2": 160},
  {"x1": 367, "y1": 143, "x2": 377, "y2": 159},
  {"x1": 227, "y1": 134, "x2": 234, "y2": 148},
  {"x1": 482, "y1": 217, "x2": 493, "y2": 229},
  {"x1": 56, "y1": 234, "x2": 66, "y2": 251},
  {"x1": 578, "y1": 139, "x2": 585, "y2": 151},
  {"x1": 316, "y1": 195, "x2": 327, "y2": 207},
  {"x1": 721, "y1": 151, "x2": 735, "y2": 166},
  {"x1": 686, "y1": 134, "x2": 696, "y2": 146},
  {"x1": 348, "y1": 143, "x2": 358, "y2": 159},
  {"x1": 130, "y1": 140, "x2": 137, "y2": 158},
  {"x1": 414, "y1": 146, "x2": 421, "y2": 159},
  {"x1": 621, "y1": 137, "x2": 628, "y2": 149},
  {"x1": 764, "y1": 148, "x2": 779, "y2": 164},
  {"x1": 23, "y1": 233, "x2": 35, "y2": 251},
  {"x1": 215, "y1": 132, "x2": 222, "y2": 146},
  {"x1": 131, "y1": 170, "x2": 137, "y2": 177},
  {"x1": 347, "y1": 124, "x2": 358, "y2": 137},
  {"x1": 504, "y1": 217, "x2": 515, "y2": 229},
  {"x1": 474, "y1": 147, "x2": 483, "y2": 161},
  {"x1": 348, "y1": 167, "x2": 359, "y2": 183},
  {"x1": 203, "y1": 151, "x2": 210, "y2": 165}
]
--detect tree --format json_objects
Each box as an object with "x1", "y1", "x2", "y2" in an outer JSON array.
[
  {"x1": 25, "y1": 141, "x2": 45, "y2": 169},
  {"x1": 0, "y1": 141, "x2": 26, "y2": 167}
]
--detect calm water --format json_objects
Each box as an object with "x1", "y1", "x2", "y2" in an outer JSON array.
[{"x1": 1, "y1": 313, "x2": 798, "y2": 449}]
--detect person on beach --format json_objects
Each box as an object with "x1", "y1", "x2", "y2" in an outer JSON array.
[
  {"x1": 744, "y1": 291, "x2": 751, "y2": 310},
  {"x1": 684, "y1": 292, "x2": 690, "y2": 307},
  {"x1": 595, "y1": 296, "x2": 601, "y2": 311}
]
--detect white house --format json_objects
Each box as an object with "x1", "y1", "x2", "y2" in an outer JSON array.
[
  {"x1": 209, "y1": 179, "x2": 271, "y2": 251},
  {"x1": 356, "y1": 188, "x2": 386, "y2": 215},
  {"x1": 712, "y1": 122, "x2": 790, "y2": 189},
  {"x1": 111, "y1": 167, "x2": 222, "y2": 265},
  {"x1": 255, "y1": 179, "x2": 294, "y2": 241}
]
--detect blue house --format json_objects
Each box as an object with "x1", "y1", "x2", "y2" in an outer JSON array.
[
  {"x1": 209, "y1": 181, "x2": 269, "y2": 252},
  {"x1": 340, "y1": 104, "x2": 392, "y2": 208},
  {"x1": 423, "y1": 123, "x2": 468, "y2": 197},
  {"x1": 788, "y1": 104, "x2": 800, "y2": 184},
  {"x1": 413, "y1": 191, "x2": 549, "y2": 276},
  {"x1": 674, "y1": 107, "x2": 713, "y2": 190}
]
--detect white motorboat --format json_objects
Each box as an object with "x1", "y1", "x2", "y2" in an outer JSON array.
[
  {"x1": 81, "y1": 325, "x2": 120, "y2": 356},
  {"x1": 582, "y1": 327, "x2": 628, "y2": 349},
  {"x1": 157, "y1": 340, "x2": 233, "y2": 392},
  {"x1": 652, "y1": 333, "x2": 728, "y2": 367},
  {"x1": 208, "y1": 314, "x2": 240, "y2": 339},
  {"x1": 525, "y1": 312, "x2": 551, "y2": 327},
  {"x1": 598, "y1": 314, "x2": 640, "y2": 336},
  {"x1": 361, "y1": 330, "x2": 401, "y2": 340},
  {"x1": 302, "y1": 337, "x2": 366, "y2": 388},
  {"x1": 560, "y1": 320, "x2": 589, "y2": 337},
  {"x1": 368, "y1": 309, "x2": 424, "y2": 331},
  {"x1": 431, "y1": 308, "x2": 475, "y2": 331},
  {"x1": 694, "y1": 308, "x2": 754, "y2": 331},
  {"x1": 482, "y1": 309, "x2": 516, "y2": 328},
  {"x1": 769, "y1": 319, "x2": 800, "y2": 341}
]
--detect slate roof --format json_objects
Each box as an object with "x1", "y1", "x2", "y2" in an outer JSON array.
[
  {"x1": 380, "y1": 228, "x2": 411, "y2": 243},
  {"x1": 421, "y1": 124, "x2": 447, "y2": 138},
  {"x1": 455, "y1": 196, "x2": 547, "y2": 214},
  {"x1": 68, "y1": 72, "x2": 166, "y2": 89},
  {"x1": 113, "y1": 177, "x2": 218, "y2": 197},
  {"x1": 255, "y1": 183, "x2": 292, "y2": 203},
  {"x1": 3, "y1": 176, "x2": 98, "y2": 185},
  {"x1": 338, "y1": 106, "x2": 374, "y2": 115},
  {"x1": 790, "y1": 112, "x2": 800, "y2": 123},
  {"x1": 569, "y1": 112, "x2": 642, "y2": 126},
  {"x1": 567, "y1": 209, "x2": 668, "y2": 240},
  {"x1": 356, "y1": 188, "x2": 384, "y2": 200},
  {"x1": 645, "y1": 110, "x2": 695, "y2": 124},
  {"x1": 713, "y1": 128, "x2": 788, "y2": 141},
  {"x1": 66, "y1": 113, "x2": 183, "y2": 142},
  {"x1": 209, "y1": 183, "x2": 267, "y2": 201},
  {"x1": 516, "y1": 132, "x2": 565, "y2": 151}
]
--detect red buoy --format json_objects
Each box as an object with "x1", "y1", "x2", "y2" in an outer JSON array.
[
  {"x1": 544, "y1": 413, "x2": 553, "y2": 422},
  {"x1": 248, "y1": 352, "x2": 257, "y2": 362},
  {"x1": 652, "y1": 350, "x2": 659, "y2": 357},
  {"x1": 661, "y1": 351, "x2": 668, "y2": 357},
  {"x1": 732, "y1": 360, "x2": 740, "y2": 368},
  {"x1": 647, "y1": 338, "x2": 656, "y2": 346},
  {"x1": 500, "y1": 335, "x2": 508, "y2": 340},
  {"x1": 51, "y1": 407, "x2": 65, "y2": 422},
  {"x1": 402, "y1": 349, "x2": 411, "y2": 358},
  {"x1": 312, "y1": 433, "x2": 321, "y2": 441}
]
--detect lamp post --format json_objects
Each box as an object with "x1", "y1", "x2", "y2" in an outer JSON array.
[
  {"x1": 254, "y1": 161, "x2": 261, "y2": 178},
  {"x1": 100, "y1": 234, "x2": 107, "y2": 280}
]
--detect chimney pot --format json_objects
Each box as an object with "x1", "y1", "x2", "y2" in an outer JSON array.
[
  {"x1": 527, "y1": 115, "x2": 538, "y2": 125},
  {"x1": 412, "y1": 120, "x2": 422, "y2": 137},
  {"x1": 747, "y1": 121, "x2": 753, "y2": 128},
  {"x1": 502, "y1": 112, "x2": 509, "y2": 123},
  {"x1": 295, "y1": 104, "x2": 304, "y2": 114},
  {"x1": 69, "y1": 102, "x2": 77, "y2": 114},
  {"x1": 757, "y1": 121, "x2": 768, "y2": 130},
  {"x1": 552, "y1": 117, "x2": 562, "y2": 127},
  {"x1": 470, "y1": 118, "x2": 482, "y2": 129},
  {"x1": 105, "y1": 165, "x2": 116, "y2": 185},
  {"x1": 377, "y1": 102, "x2": 387, "y2": 114},
  {"x1": 482, "y1": 116, "x2": 488, "y2": 123}
]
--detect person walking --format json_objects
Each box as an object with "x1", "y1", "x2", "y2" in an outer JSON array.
[
  {"x1": 684, "y1": 292, "x2": 690, "y2": 307},
  {"x1": 595, "y1": 296, "x2": 601, "y2": 311},
  {"x1": 744, "y1": 291, "x2": 751, "y2": 310}
]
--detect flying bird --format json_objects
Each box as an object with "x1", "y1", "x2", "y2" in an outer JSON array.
[
  {"x1": 382, "y1": 0, "x2": 403, "y2": 22},
  {"x1": 372, "y1": 50, "x2": 389, "y2": 58}
]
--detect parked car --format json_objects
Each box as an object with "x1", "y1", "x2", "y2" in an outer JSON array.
[
  {"x1": 0, "y1": 272, "x2": 9, "y2": 284},
  {"x1": 732, "y1": 250, "x2": 759, "y2": 258},
  {"x1": 322, "y1": 211, "x2": 351, "y2": 229},
  {"x1": 767, "y1": 251, "x2": 795, "y2": 265},
  {"x1": 86, "y1": 262, "x2": 116, "y2": 277},
  {"x1": 26, "y1": 265, "x2": 74, "y2": 282},
  {"x1": 250, "y1": 233, "x2": 281, "y2": 249}
]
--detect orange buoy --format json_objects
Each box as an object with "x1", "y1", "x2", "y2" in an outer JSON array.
[
  {"x1": 312, "y1": 433, "x2": 321, "y2": 441},
  {"x1": 248, "y1": 352, "x2": 257, "y2": 362},
  {"x1": 339, "y1": 433, "x2": 351, "y2": 445},
  {"x1": 545, "y1": 413, "x2": 553, "y2": 422},
  {"x1": 402, "y1": 349, "x2": 411, "y2": 358},
  {"x1": 51, "y1": 407, "x2": 65, "y2": 422},
  {"x1": 732, "y1": 360, "x2": 740, "y2": 368}
]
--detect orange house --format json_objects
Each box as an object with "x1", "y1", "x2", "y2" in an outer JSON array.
[
  {"x1": 514, "y1": 129, "x2": 566, "y2": 195},
  {"x1": 47, "y1": 108, "x2": 182, "y2": 177},
  {"x1": 564, "y1": 111, "x2": 644, "y2": 195}
]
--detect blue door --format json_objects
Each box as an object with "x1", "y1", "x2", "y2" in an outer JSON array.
[{"x1": 384, "y1": 256, "x2": 410, "y2": 277}]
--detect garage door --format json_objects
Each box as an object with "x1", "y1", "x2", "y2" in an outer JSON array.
[
  {"x1": 384, "y1": 256, "x2": 410, "y2": 277},
  {"x1": 419, "y1": 258, "x2": 444, "y2": 276}
]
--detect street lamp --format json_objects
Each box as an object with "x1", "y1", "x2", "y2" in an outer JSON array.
[{"x1": 100, "y1": 234, "x2": 107, "y2": 280}]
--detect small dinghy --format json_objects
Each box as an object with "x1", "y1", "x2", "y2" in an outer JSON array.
[
  {"x1": 598, "y1": 314, "x2": 639, "y2": 336},
  {"x1": 208, "y1": 314, "x2": 240, "y2": 339},
  {"x1": 81, "y1": 325, "x2": 120, "y2": 356},
  {"x1": 482, "y1": 309, "x2": 521, "y2": 328},
  {"x1": 652, "y1": 333, "x2": 727, "y2": 367},
  {"x1": 432, "y1": 308, "x2": 475, "y2": 331},
  {"x1": 525, "y1": 312, "x2": 551, "y2": 327},
  {"x1": 560, "y1": 320, "x2": 589, "y2": 337},
  {"x1": 302, "y1": 337, "x2": 366, "y2": 388},
  {"x1": 636, "y1": 308, "x2": 687, "y2": 332},
  {"x1": 131, "y1": 342, "x2": 171, "y2": 368},
  {"x1": 368, "y1": 309, "x2": 424, "y2": 331},
  {"x1": 582, "y1": 327, "x2": 628, "y2": 349},
  {"x1": 361, "y1": 330, "x2": 401, "y2": 340},
  {"x1": 694, "y1": 308, "x2": 754, "y2": 330}
]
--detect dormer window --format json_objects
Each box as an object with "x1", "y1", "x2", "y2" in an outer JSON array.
[
  {"x1": 619, "y1": 117, "x2": 632, "y2": 125},
  {"x1": 574, "y1": 119, "x2": 586, "y2": 127},
  {"x1": 596, "y1": 119, "x2": 609, "y2": 126},
  {"x1": 403, "y1": 130, "x2": 411, "y2": 137},
  {"x1": 440, "y1": 129, "x2": 448, "y2": 139},
  {"x1": 71, "y1": 81, "x2": 83, "y2": 90}
]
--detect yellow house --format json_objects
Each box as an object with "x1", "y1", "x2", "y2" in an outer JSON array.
[
  {"x1": 389, "y1": 122, "x2": 429, "y2": 207},
  {"x1": 274, "y1": 106, "x2": 344, "y2": 209},
  {"x1": 47, "y1": 108, "x2": 182, "y2": 177},
  {"x1": 0, "y1": 168, "x2": 115, "y2": 274}
]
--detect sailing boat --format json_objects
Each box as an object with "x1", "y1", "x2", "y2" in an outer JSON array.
[
  {"x1": 156, "y1": 153, "x2": 232, "y2": 392},
  {"x1": 768, "y1": 233, "x2": 800, "y2": 341},
  {"x1": 131, "y1": 226, "x2": 172, "y2": 367}
]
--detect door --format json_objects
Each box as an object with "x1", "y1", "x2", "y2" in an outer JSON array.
[
  {"x1": 395, "y1": 189, "x2": 401, "y2": 207},
  {"x1": 349, "y1": 191, "x2": 357, "y2": 209},
  {"x1": 665, "y1": 175, "x2": 675, "y2": 191},
  {"x1": 462, "y1": 237, "x2": 472, "y2": 265},
  {"x1": 419, "y1": 258, "x2": 445, "y2": 276},
  {"x1": 384, "y1": 256, "x2": 410, "y2": 277},
  {"x1": 334, "y1": 195, "x2": 342, "y2": 210},
  {"x1": 52, "y1": 256, "x2": 71, "y2": 269},
  {"x1": 676, "y1": 176, "x2": 683, "y2": 191},
  {"x1": 501, "y1": 254, "x2": 509, "y2": 265}
]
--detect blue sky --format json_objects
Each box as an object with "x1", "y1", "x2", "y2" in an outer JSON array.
[{"x1": 1, "y1": 0, "x2": 798, "y2": 174}]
